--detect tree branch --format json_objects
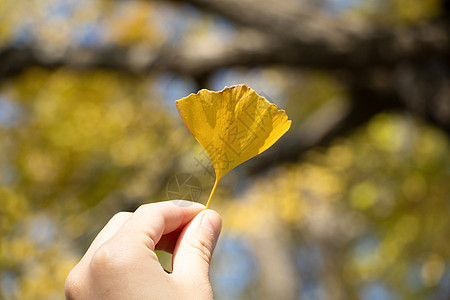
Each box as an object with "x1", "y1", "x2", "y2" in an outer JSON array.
[
  {"x1": 158, "y1": 0, "x2": 449, "y2": 69},
  {"x1": 1, "y1": 9, "x2": 448, "y2": 80},
  {"x1": 246, "y1": 70, "x2": 405, "y2": 175}
]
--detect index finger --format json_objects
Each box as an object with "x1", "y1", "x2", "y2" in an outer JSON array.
[{"x1": 114, "y1": 200, "x2": 205, "y2": 251}]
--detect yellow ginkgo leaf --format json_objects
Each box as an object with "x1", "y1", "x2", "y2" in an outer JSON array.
[{"x1": 176, "y1": 84, "x2": 291, "y2": 208}]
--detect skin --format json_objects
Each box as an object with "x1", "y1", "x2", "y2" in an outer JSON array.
[{"x1": 65, "y1": 200, "x2": 222, "y2": 300}]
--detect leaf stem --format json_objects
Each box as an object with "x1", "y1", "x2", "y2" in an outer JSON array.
[{"x1": 205, "y1": 178, "x2": 219, "y2": 209}]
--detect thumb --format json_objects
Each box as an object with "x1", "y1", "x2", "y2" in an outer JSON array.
[{"x1": 172, "y1": 209, "x2": 222, "y2": 282}]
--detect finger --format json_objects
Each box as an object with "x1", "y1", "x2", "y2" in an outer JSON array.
[
  {"x1": 113, "y1": 200, "x2": 205, "y2": 251},
  {"x1": 66, "y1": 211, "x2": 132, "y2": 292},
  {"x1": 172, "y1": 209, "x2": 222, "y2": 283},
  {"x1": 78, "y1": 211, "x2": 132, "y2": 267}
]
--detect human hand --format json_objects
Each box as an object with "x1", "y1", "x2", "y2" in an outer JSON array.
[{"x1": 65, "y1": 200, "x2": 222, "y2": 300}]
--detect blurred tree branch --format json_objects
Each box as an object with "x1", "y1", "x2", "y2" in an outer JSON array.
[
  {"x1": 156, "y1": 0, "x2": 449, "y2": 69},
  {"x1": 2, "y1": 11, "x2": 446, "y2": 76}
]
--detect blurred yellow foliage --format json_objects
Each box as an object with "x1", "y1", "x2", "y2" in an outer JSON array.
[{"x1": 106, "y1": 1, "x2": 163, "y2": 46}]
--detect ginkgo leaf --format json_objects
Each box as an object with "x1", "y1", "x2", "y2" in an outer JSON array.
[{"x1": 176, "y1": 84, "x2": 291, "y2": 208}]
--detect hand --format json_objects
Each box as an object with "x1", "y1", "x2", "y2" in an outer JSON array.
[{"x1": 65, "y1": 200, "x2": 222, "y2": 300}]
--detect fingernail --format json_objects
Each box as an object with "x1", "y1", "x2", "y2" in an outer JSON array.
[{"x1": 201, "y1": 211, "x2": 216, "y2": 235}]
